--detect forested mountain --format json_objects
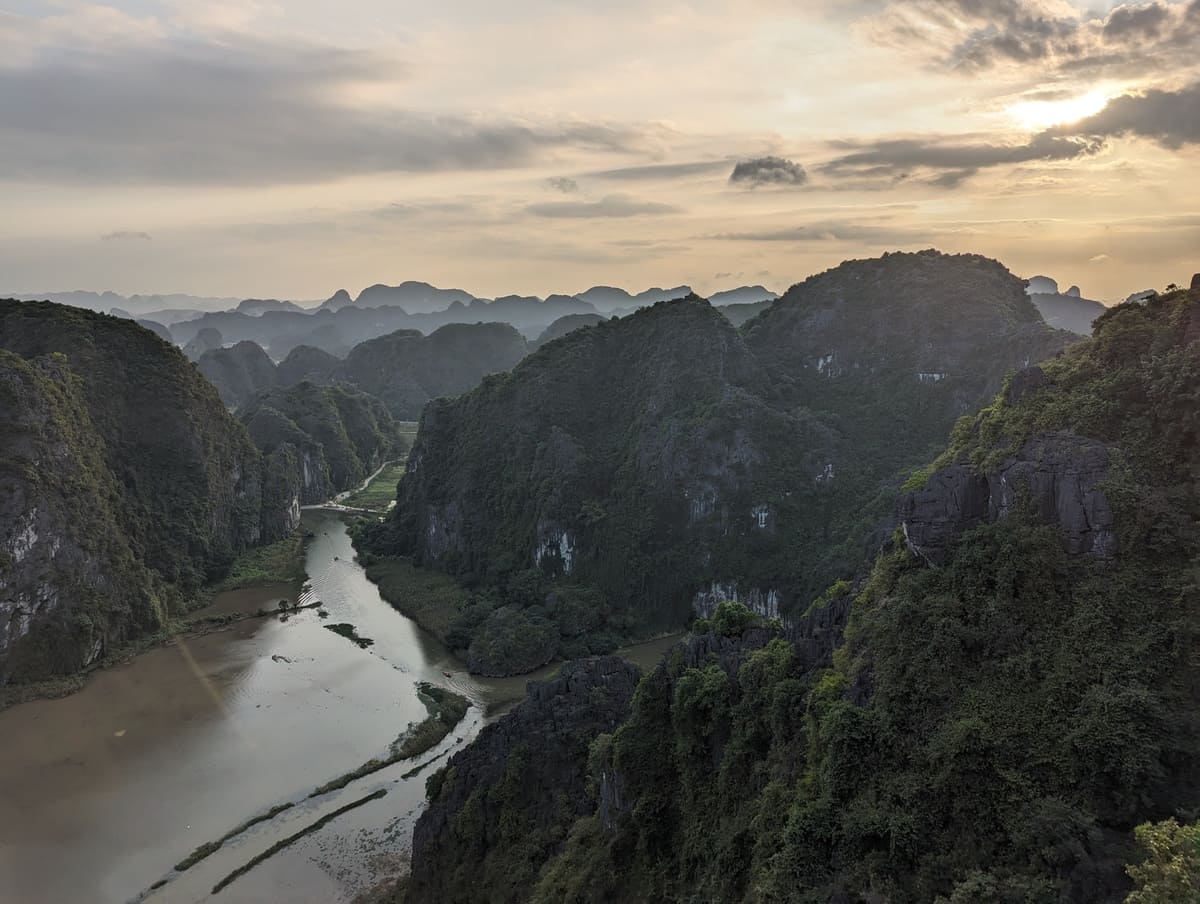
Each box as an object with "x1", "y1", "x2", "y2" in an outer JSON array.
[
  {"x1": 530, "y1": 313, "x2": 608, "y2": 349},
  {"x1": 193, "y1": 320, "x2": 527, "y2": 420},
  {"x1": 335, "y1": 321, "x2": 528, "y2": 419},
  {"x1": 239, "y1": 382, "x2": 402, "y2": 506},
  {"x1": 406, "y1": 278, "x2": 1200, "y2": 904},
  {"x1": 361, "y1": 251, "x2": 1075, "y2": 676},
  {"x1": 0, "y1": 302, "x2": 296, "y2": 682},
  {"x1": 196, "y1": 340, "x2": 279, "y2": 408}
]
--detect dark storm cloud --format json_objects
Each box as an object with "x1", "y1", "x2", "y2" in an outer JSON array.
[
  {"x1": 525, "y1": 194, "x2": 681, "y2": 218},
  {"x1": 1049, "y1": 82, "x2": 1200, "y2": 148},
  {"x1": 0, "y1": 37, "x2": 652, "y2": 185},
  {"x1": 728, "y1": 156, "x2": 808, "y2": 187},
  {"x1": 822, "y1": 133, "x2": 1104, "y2": 185}
]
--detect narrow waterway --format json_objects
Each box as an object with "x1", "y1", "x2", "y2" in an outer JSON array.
[{"x1": 0, "y1": 512, "x2": 679, "y2": 903}]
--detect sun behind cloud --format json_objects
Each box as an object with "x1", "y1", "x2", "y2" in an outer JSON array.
[{"x1": 1007, "y1": 90, "x2": 1112, "y2": 130}]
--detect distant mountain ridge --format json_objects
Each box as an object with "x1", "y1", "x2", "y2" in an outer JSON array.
[
  {"x1": 194, "y1": 322, "x2": 529, "y2": 419},
  {"x1": 1023, "y1": 274, "x2": 1108, "y2": 335}
]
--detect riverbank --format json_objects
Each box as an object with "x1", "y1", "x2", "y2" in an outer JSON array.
[
  {"x1": 0, "y1": 528, "x2": 309, "y2": 712},
  {"x1": 357, "y1": 550, "x2": 688, "y2": 684},
  {"x1": 0, "y1": 511, "x2": 478, "y2": 903}
]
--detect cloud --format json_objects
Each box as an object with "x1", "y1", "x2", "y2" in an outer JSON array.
[
  {"x1": 715, "y1": 221, "x2": 926, "y2": 243},
  {"x1": 0, "y1": 28, "x2": 657, "y2": 185},
  {"x1": 1049, "y1": 83, "x2": 1200, "y2": 148},
  {"x1": 546, "y1": 176, "x2": 580, "y2": 193},
  {"x1": 526, "y1": 194, "x2": 682, "y2": 218},
  {"x1": 369, "y1": 201, "x2": 474, "y2": 219},
  {"x1": 822, "y1": 132, "x2": 1104, "y2": 185},
  {"x1": 860, "y1": 0, "x2": 1200, "y2": 75},
  {"x1": 1090, "y1": 253, "x2": 1111, "y2": 262},
  {"x1": 587, "y1": 160, "x2": 730, "y2": 181},
  {"x1": 728, "y1": 156, "x2": 809, "y2": 188},
  {"x1": 102, "y1": 231, "x2": 152, "y2": 241},
  {"x1": 1103, "y1": 2, "x2": 1173, "y2": 40}
]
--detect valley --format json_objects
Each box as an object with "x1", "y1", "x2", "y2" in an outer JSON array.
[
  {"x1": 2, "y1": 258, "x2": 1196, "y2": 904},
  {"x1": 0, "y1": 508, "x2": 678, "y2": 902}
]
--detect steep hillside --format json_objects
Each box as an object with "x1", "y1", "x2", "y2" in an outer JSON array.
[
  {"x1": 716, "y1": 299, "x2": 772, "y2": 327},
  {"x1": 196, "y1": 340, "x2": 278, "y2": 408},
  {"x1": 335, "y1": 322, "x2": 527, "y2": 419},
  {"x1": 276, "y1": 344, "x2": 340, "y2": 386},
  {"x1": 408, "y1": 657, "x2": 642, "y2": 903},
  {"x1": 362, "y1": 252, "x2": 1073, "y2": 676},
  {"x1": 182, "y1": 326, "x2": 223, "y2": 361},
  {"x1": 410, "y1": 280, "x2": 1200, "y2": 903},
  {"x1": 0, "y1": 301, "x2": 293, "y2": 682},
  {"x1": 531, "y1": 313, "x2": 607, "y2": 349},
  {"x1": 239, "y1": 382, "x2": 402, "y2": 505}
]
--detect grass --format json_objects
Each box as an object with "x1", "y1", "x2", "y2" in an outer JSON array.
[
  {"x1": 308, "y1": 682, "x2": 469, "y2": 798},
  {"x1": 324, "y1": 622, "x2": 375, "y2": 648},
  {"x1": 174, "y1": 802, "x2": 296, "y2": 872},
  {"x1": 212, "y1": 531, "x2": 306, "y2": 591},
  {"x1": 341, "y1": 461, "x2": 406, "y2": 512},
  {"x1": 361, "y1": 557, "x2": 470, "y2": 645},
  {"x1": 211, "y1": 789, "x2": 388, "y2": 895}
]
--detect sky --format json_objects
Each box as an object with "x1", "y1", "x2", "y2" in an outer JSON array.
[{"x1": 1, "y1": 0, "x2": 1198, "y2": 302}]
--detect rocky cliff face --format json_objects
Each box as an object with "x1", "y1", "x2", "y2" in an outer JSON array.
[
  {"x1": 407, "y1": 656, "x2": 642, "y2": 904},
  {"x1": 364, "y1": 252, "x2": 1076, "y2": 676},
  {"x1": 239, "y1": 382, "x2": 401, "y2": 504},
  {"x1": 899, "y1": 431, "x2": 1117, "y2": 565},
  {"x1": 0, "y1": 352, "x2": 166, "y2": 680},
  {"x1": 0, "y1": 301, "x2": 297, "y2": 681}
]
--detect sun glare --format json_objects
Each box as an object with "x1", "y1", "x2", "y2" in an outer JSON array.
[{"x1": 1007, "y1": 90, "x2": 1111, "y2": 130}]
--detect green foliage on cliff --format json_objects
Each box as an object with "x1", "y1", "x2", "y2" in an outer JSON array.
[
  {"x1": 0, "y1": 301, "x2": 295, "y2": 681},
  {"x1": 364, "y1": 252, "x2": 1074, "y2": 676},
  {"x1": 239, "y1": 381, "x2": 402, "y2": 499},
  {"x1": 469, "y1": 288, "x2": 1200, "y2": 902}
]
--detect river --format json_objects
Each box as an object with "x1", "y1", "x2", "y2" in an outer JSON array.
[{"x1": 0, "y1": 512, "x2": 679, "y2": 903}]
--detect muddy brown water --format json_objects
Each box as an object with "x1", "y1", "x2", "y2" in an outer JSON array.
[{"x1": 0, "y1": 512, "x2": 680, "y2": 903}]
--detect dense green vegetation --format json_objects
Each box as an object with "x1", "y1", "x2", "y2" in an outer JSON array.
[
  {"x1": 409, "y1": 286, "x2": 1200, "y2": 902},
  {"x1": 0, "y1": 301, "x2": 297, "y2": 681},
  {"x1": 363, "y1": 252, "x2": 1073, "y2": 676},
  {"x1": 240, "y1": 381, "x2": 403, "y2": 503},
  {"x1": 196, "y1": 340, "x2": 278, "y2": 408},
  {"x1": 335, "y1": 321, "x2": 528, "y2": 419},
  {"x1": 356, "y1": 555, "x2": 470, "y2": 645},
  {"x1": 212, "y1": 532, "x2": 305, "y2": 591}
]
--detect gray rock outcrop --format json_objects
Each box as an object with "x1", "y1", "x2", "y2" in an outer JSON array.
[{"x1": 899, "y1": 432, "x2": 1117, "y2": 565}]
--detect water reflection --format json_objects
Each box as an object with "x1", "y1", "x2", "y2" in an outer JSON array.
[{"x1": 0, "y1": 512, "x2": 682, "y2": 903}]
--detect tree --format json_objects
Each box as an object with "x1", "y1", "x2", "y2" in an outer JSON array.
[{"x1": 1125, "y1": 818, "x2": 1200, "y2": 903}]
